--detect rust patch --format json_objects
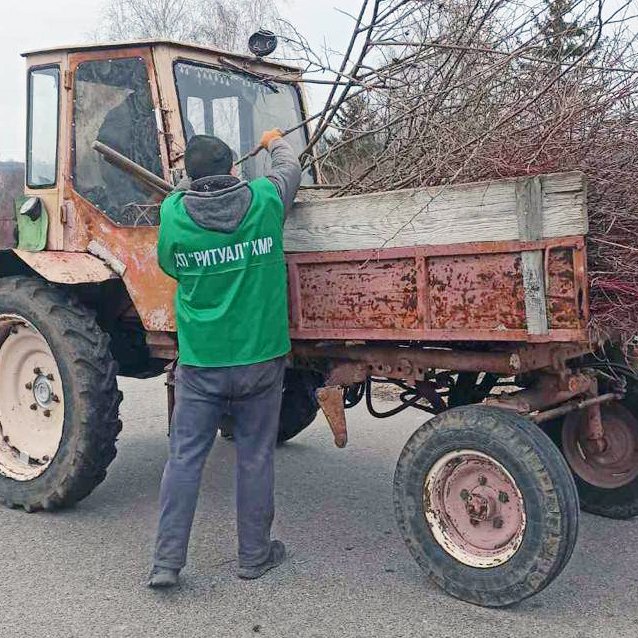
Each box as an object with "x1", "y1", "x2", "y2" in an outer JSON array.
[
  {"x1": 546, "y1": 248, "x2": 580, "y2": 328},
  {"x1": 12, "y1": 249, "x2": 118, "y2": 284},
  {"x1": 296, "y1": 258, "x2": 419, "y2": 331},
  {"x1": 63, "y1": 193, "x2": 176, "y2": 331},
  {"x1": 428, "y1": 253, "x2": 526, "y2": 330},
  {"x1": 287, "y1": 239, "x2": 588, "y2": 343}
]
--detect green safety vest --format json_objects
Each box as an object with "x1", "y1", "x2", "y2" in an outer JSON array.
[{"x1": 157, "y1": 177, "x2": 290, "y2": 367}]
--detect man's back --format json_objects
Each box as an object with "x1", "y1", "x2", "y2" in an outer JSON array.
[
  {"x1": 157, "y1": 134, "x2": 301, "y2": 368},
  {"x1": 158, "y1": 176, "x2": 289, "y2": 367}
]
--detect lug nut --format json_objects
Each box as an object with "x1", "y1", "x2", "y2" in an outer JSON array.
[
  {"x1": 33, "y1": 367, "x2": 42, "y2": 375},
  {"x1": 42, "y1": 456, "x2": 49, "y2": 462},
  {"x1": 478, "y1": 475, "x2": 487, "y2": 486},
  {"x1": 499, "y1": 491, "x2": 509, "y2": 503},
  {"x1": 460, "y1": 489, "x2": 470, "y2": 501},
  {"x1": 46, "y1": 373, "x2": 54, "y2": 381},
  {"x1": 43, "y1": 410, "x2": 51, "y2": 418},
  {"x1": 25, "y1": 382, "x2": 32, "y2": 390},
  {"x1": 52, "y1": 394, "x2": 60, "y2": 403},
  {"x1": 30, "y1": 404, "x2": 37, "y2": 411},
  {"x1": 493, "y1": 517, "x2": 504, "y2": 529}
]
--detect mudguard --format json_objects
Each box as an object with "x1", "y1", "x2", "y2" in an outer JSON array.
[{"x1": 9, "y1": 249, "x2": 118, "y2": 284}]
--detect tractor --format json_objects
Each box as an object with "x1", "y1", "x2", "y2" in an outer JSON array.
[{"x1": 0, "y1": 37, "x2": 319, "y2": 512}]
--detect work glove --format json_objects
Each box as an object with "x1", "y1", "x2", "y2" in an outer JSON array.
[{"x1": 260, "y1": 129, "x2": 284, "y2": 149}]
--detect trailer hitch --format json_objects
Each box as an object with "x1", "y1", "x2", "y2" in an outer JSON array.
[{"x1": 316, "y1": 386, "x2": 348, "y2": 448}]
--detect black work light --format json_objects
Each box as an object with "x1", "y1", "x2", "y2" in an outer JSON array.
[{"x1": 248, "y1": 30, "x2": 278, "y2": 57}]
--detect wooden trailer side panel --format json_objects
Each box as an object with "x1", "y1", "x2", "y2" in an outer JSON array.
[{"x1": 286, "y1": 172, "x2": 587, "y2": 252}]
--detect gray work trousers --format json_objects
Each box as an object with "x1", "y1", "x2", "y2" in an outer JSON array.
[{"x1": 153, "y1": 356, "x2": 286, "y2": 570}]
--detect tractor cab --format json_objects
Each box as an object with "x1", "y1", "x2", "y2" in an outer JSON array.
[
  {"x1": 23, "y1": 39, "x2": 310, "y2": 228},
  {"x1": 6, "y1": 39, "x2": 311, "y2": 339}
]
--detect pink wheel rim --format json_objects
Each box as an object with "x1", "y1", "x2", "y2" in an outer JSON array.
[
  {"x1": 562, "y1": 403, "x2": 638, "y2": 489},
  {"x1": 423, "y1": 450, "x2": 526, "y2": 568}
]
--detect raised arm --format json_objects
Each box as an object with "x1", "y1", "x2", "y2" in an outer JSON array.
[{"x1": 260, "y1": 130, "x2": 302, "y2": 217}]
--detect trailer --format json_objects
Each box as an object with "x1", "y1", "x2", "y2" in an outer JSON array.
[{"x1": 268, "y1": 170, "x2": 636, "y2": 607}]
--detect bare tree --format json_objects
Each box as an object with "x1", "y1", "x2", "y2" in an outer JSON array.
[{"x1": 99, "y1": 0, "x2": 282, "y2": 53}]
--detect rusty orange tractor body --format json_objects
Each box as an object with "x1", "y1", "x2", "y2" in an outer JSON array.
[
  {"x1": 6, "y1": 40, "x2": 311, "y2": 362},
  {"x1": 0, "y1": 38, "x2": 322, "y2": 517}
]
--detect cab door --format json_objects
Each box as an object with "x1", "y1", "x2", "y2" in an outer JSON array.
[
  {"x1": 21, "y1": 59, "x2": 64, "y2": 251},
  {"x1": 63, "y1": 47, "x2": 176, "y2": 333}
]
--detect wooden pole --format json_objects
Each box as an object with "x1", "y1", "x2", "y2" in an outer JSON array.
[{"x1": 92, "y1": 141, "x2": 171, "y2": 196}]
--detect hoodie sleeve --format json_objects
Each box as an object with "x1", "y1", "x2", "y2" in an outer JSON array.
[
  {"x1": 157, "y1": 199, "x2": 178, "y2": 280},
  {"x1": 265, "y1": 138, "x2": 302, "y2": 218}
]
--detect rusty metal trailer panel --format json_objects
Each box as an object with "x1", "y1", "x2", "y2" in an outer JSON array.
[{"x1": 287, "y1": 236, "x2": 588, "y2": 344}]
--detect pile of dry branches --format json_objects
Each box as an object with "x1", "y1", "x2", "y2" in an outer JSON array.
[{"x1": 282, "y1": 0, "x2": 638, "y2": 346}]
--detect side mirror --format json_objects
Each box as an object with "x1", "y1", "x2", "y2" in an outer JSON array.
[
  {"x1": 19, "y1": 197, "x2": 42, "y2": 222},
  {"x1": 16, "y1": 196, "x2": 48, "y2": 252}
]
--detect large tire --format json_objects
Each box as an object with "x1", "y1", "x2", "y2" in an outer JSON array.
[
  {"x1": 277, "y1": 369, "x2": 323, "y2": 443},
  {"x1": 393, "y1": 406, "x2": 579, "y2": 607},
  {"x1": 0, "y1": 276, "x2": 122, "y2": 511}
]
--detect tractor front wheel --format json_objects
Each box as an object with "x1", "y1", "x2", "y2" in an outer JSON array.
[{"x1": 0, "y1": 276, "x2": 122, "y2": 511}]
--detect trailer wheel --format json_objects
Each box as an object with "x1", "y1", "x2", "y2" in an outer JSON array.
[
  {"x1": 0, "y1": 276, "x2": 122, "y2": 511},
  {"x1": 547, "y1": 402, "x2": 638, "y2": 519},
  {"x1": 277, "y1": 369, "x2": 323, "y2": 443},
  {"x1": 393, "y1": 406, "x2": 579, "y2": 607}
]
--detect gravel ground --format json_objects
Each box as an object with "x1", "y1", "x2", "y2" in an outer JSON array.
[{"x1": 0, "y1": 376, "x2": 637, "y2": 638}]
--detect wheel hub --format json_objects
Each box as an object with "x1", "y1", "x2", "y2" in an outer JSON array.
[
  {"x1": 424, "y1": 450, "x2": 526, "y2": 568},
  {"x1": 562, "y1": 403, "x2": 638, "y2": 489},
  {"x1": 33, "y1": 373, "x2": 55, "y2": 408},
  {"x1": 0, "y1": 315, "x2": 65, "y2": 481},
  {"x1": 464, "y1": 486, "x2": 498, "y2": 523}
]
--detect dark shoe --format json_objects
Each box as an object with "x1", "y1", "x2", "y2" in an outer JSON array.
[
  {"x1": 148, "y1": 566, "x2": 180, "y2": 589},
  {"x1": 237, "y1": 541, "x2": 287, "y2": 580}
]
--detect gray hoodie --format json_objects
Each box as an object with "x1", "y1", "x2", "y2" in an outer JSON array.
[{"x1": 175, "y1": 138, "x2": 302, "y2": 233}]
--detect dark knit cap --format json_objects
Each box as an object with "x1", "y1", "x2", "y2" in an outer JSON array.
[{"x1": 185, "y1": 135, "x2": 234, "y2": 180}]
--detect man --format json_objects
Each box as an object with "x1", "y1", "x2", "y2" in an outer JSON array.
[{"x1": 149, "y1": 130, "x2": 302, "y2": 588}]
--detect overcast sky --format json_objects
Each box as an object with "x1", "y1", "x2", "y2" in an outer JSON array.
[{"x1": 0, "y1": 0, "x2": 362, "y2": 161}]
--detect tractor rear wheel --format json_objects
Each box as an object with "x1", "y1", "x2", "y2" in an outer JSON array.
[
  {"x1": 393, "y1": 406, "x2": 579, "y2": 607},
  {"x1": 277, "y1": 369, "x2": 323, "y2": 443},
  {"x1": 0, "y1": 276, "x2": 122, "y2": 511}
]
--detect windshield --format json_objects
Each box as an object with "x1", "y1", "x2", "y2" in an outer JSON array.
[{"x1": 174, "y1": 61, "x2": 313, "y2": 184}]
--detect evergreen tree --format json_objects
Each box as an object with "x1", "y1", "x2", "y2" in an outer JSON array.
[{"x1": 539, "y1": 0, "x2": 594, "y2": 61}]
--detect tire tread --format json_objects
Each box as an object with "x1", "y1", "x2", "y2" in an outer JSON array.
[{"x1": 0, "y1": 276, "x2": 122, "y2": 511}]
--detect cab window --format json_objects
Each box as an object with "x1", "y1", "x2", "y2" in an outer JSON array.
[
  {"x1": 174, "y1": 62, "x2": 313, "y2": 184},
  {"x1": 73, "y1": 57, "x2": 163, "y2": 226},
  {"x1": 27, "y1": 66, "x2": 60, "y2": 188}
]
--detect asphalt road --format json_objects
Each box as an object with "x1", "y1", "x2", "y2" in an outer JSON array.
[{"x1": 1, "y1": 376, "x2": 638, "y2": 638}]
